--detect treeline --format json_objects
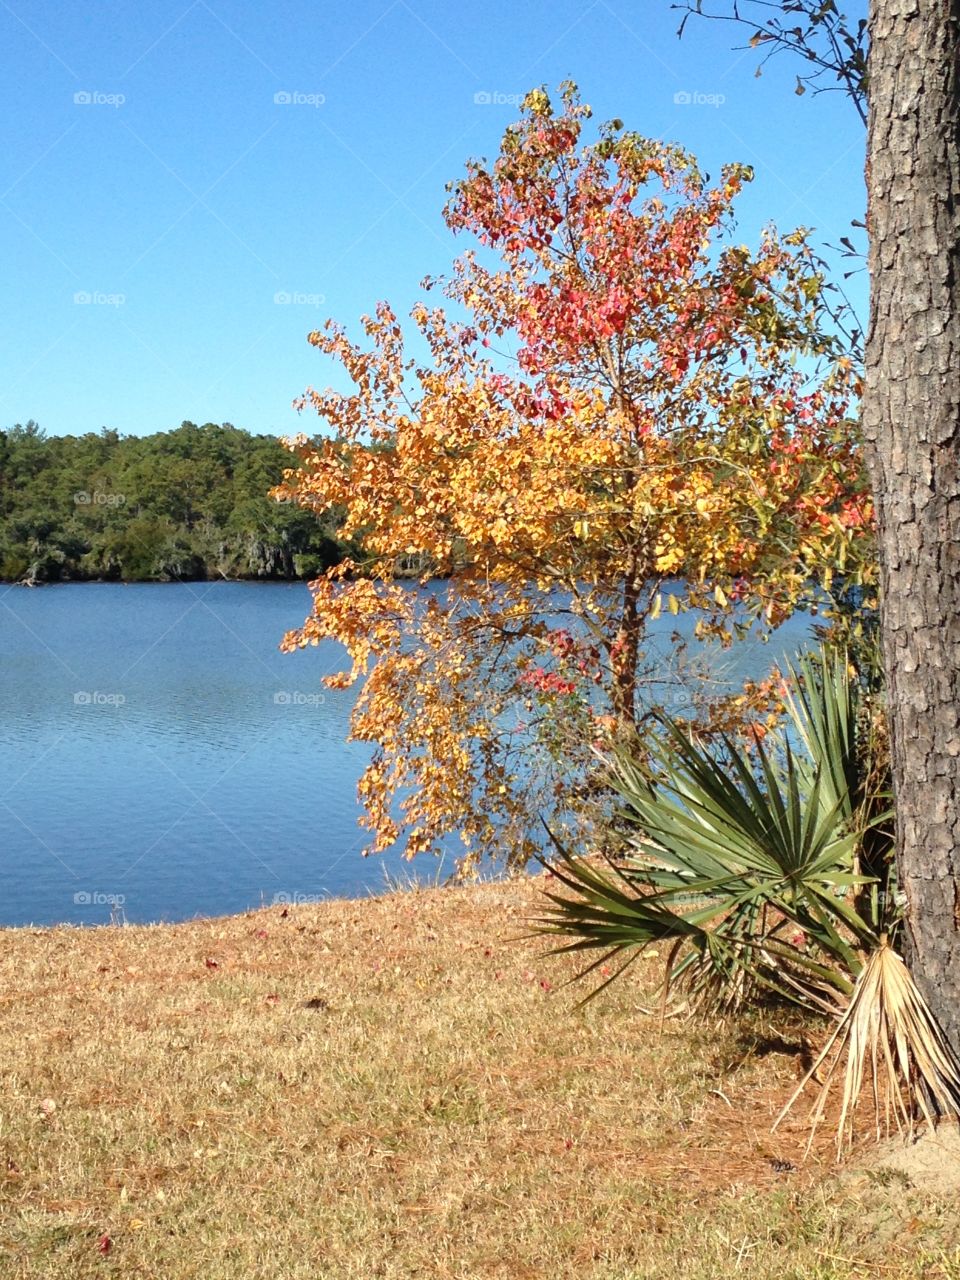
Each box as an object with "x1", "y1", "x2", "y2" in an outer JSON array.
[{"x1": 0, "y1": 421, "x2": 351, "y2": 584}]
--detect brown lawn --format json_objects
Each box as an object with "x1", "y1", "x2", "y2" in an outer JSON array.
[{"x1": 1, "y1": 872, "x2": 958, "y2": 1279}]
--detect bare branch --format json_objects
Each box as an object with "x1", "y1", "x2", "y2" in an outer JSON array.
[{"x1": 675, "y1": 0, "x2": 868, "y2": 126}]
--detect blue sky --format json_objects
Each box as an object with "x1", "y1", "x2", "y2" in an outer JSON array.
[{"x1": 1, "y1": 0, "x2": 867, "y2": 439}]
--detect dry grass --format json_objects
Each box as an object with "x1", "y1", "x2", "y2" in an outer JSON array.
[{"x1": 1, "y1": 872, "x2": 958, "y2": 1279}]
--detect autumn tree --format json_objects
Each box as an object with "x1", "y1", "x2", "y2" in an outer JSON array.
[{"x1": 277, "y1": 85, "x2": 869, "y2": 869}]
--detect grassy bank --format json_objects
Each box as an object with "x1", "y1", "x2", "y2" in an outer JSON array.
[{"x1": 1, "y1": 874, "x2": 958, "y2": 1279}]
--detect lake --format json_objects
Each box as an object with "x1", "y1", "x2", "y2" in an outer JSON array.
[{"x1": 0, "y1": 581, "x2": 811, "y2": 927}]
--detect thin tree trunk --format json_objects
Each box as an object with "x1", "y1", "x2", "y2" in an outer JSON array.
[
  {"x1": 862, "y1": 0, "x2": 960, "y2": 1050},
  {"x1": 611, "y1": 559, "x2": 643, "y2": 729}
]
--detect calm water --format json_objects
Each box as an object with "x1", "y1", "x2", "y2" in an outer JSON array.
[{"x1": 0, "y1": 582, "x2": 810, "y2": 927}]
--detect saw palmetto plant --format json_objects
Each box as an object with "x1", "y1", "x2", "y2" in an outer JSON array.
[{"x1": 536, "y1": 646, "x2": 960, "y2": 1154}]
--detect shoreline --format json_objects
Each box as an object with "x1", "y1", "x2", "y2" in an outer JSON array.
[
  {"x1": 1, "y1": 565, "x2": 440, "y2": 587},
  {"x1": 0, "y1": 865, "x2": 522, "y2": 934}
]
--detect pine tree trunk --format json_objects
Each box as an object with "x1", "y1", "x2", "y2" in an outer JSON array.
[{"x1": 862, "y1": 0, "x2": 960, "y2": 1050}]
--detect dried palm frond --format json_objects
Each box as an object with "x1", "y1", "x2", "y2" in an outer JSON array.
[
  {"x1": 775, "y1": 938, "x2": 960, "y2": 1157},
  {"x1": 533, "y1": 645, "x2": 959, "y2": 1155}
]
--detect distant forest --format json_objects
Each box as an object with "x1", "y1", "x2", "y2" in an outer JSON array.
[{"x1": 0, "y1": 421, "x2": 351, "y2": 584}]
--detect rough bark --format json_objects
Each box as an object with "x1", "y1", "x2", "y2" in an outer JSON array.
[{"x1": 863, "y1": 0, "x2": 960, "y2": 1050}]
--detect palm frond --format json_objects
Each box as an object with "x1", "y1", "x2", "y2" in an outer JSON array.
[
  {"x1": 774, "y1": 940, "x2": 960, "y2": 1157},
  {"x1": 531, "y1": 645, "x2": 959, "y2": 1153}
]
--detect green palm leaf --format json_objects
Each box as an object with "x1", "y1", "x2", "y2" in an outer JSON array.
[
  {"x1": 535, "y1": 645, "x2": 888, "y2": 1012},
  {"x1": 534, "y1": 645, "x2": 960, "y2": 1153}
]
